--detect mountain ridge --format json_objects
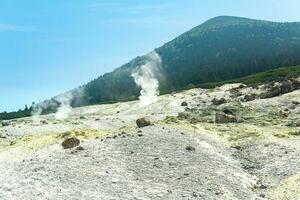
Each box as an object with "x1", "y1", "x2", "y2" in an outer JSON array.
[{"x1": 2, "y1": 16, "x2": 300, "y2": 118}]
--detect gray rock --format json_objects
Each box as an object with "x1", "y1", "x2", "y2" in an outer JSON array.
[
  {"x1": 136, "y1": 117, "x2": 152, "y2": 128},
  {"x1": 1, "y1": 121, "x2": 11, "y2": 127},
  {"x1": 280, "y1": 80, "x2": 295, "y2": 94},
  {"x1": 243, "y1": 94, "x2": 257, "y2": 102},
  {"x1": 290, "y1": 77, "x2": 300, "y2": 89},
  {"x1": 215, "y1": 112, "x2": 237, "y2": 123},
  {"x1": 260, "y1": 85, "x2": 281, "y2": 99}
]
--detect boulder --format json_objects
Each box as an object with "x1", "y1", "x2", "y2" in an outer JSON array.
[
  {"x1": 280, "y1": 80, "x2": 295, "y2": 94},
  {"x1": 181, "y1": 101, "x2": 188, "y2": 106},
  {"x1": 1, "y1": 121, "x2": 11, "y2": 127},
  {"x1": 61, "y1": 137, "x2": 80, "y2": 149},
  {"x1": 136, "y1": 117, "x2": 152, "y2": 128},
  {"x1": 215, "y1": 112, "x2": 237, "y2": 123},
  {"x1": 259, "y1": 85, "x2": 281, "y2": 99}
]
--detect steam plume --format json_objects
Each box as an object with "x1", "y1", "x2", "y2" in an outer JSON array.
[
  {"x1": 131, "y1": 51, "x2": 162, "y2": 107},
  {"x1": 54, "y1": 91, "x2": 77, "y2": 120},
  {"x1": 31, "y1": 105, "x2": 43, "y2": 124}
]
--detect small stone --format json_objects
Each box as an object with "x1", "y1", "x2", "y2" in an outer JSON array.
[
  {"x1": 40, "y1": 120, "x2": 48, "y2": 124},
  {"x1": 185, "y1": 145, "x2": 195, "y2": 151},
  {"x1": 137, "y1": 133, "x2": 143, "y2": 137},
  {"x1": 260, "y1": 194, "x2": 266, "y2": 198},
  {"x1": 76, "y1": 146, "x2": 84, "y2": 151}
]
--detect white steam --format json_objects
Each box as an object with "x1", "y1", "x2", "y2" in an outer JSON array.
[
  {"x1": 54, "y1": 93, "x2": 73, "y2": 120},
  {"x1": 31, "y1": 88, "x2": 84, "y2": 122},
  {"x1": 131, "y1": 51, "x2": 162, "y2": 107},
  {"x1": 31, "y1": 106, "x2": 43, "y2": 124}
]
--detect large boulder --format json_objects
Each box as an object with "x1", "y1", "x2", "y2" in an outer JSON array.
[
  {"x1": 280, "y1": 80, "x2": 295, "y2": 94},
  {"x1": 290, "y1": 77, "x2": 300, "y2": 89},
  {"x1": 61, "y1": 137, "x2": 80, "y2": 149},
  {"x1": 215, "y1": 112, "x2": 237, "y2": 123},
  {"x1": 260, "y1": 85, "x2": 281, "y2": 99},
  {"x1": 136, "y1": 117, "x2": 152, "y2": 128}
]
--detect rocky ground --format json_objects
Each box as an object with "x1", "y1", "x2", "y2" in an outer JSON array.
[{"x1": 0, "y1": 78, "x2": 300, "y2": 200}]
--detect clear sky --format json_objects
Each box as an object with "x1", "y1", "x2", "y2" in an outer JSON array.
[{"x1": 1, "y1": 0, "x2": 300, "y2": 112}]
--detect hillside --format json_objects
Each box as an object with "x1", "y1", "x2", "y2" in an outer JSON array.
[
  {"x1": 80, "y1": 16, "x2": 300, "y2": 106},
  {"x1": 2, "y1": 16, "x2": 300, "y2": 119}
]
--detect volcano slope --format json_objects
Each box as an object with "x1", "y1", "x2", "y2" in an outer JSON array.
[{"x1": 0, "y1": 78, "x2": 300, "y2": 200}]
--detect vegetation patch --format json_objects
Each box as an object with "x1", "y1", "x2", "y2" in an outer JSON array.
[{"x1": 199, "y1": 65, "x2": 300, "y2": 88}]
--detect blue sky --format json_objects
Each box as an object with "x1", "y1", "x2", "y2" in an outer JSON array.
[{"x1": 0, "y1": 0, "x2": 300, "y2": 112}]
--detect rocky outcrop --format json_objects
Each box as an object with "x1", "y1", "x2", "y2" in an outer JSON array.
[
  {"x1": 260, "y1": 84, "x2": 281, "y2": 99},
  {"x1": 260, "y1": 78, "x2": 300, "y2": 99},
  {"x1": 280, "y1": 80, "x2": 295, "y2": 94}
]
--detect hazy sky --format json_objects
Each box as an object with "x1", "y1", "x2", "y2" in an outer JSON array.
[{"x1": 1, "y1": 0, "x2": 300, "y2": 112}]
